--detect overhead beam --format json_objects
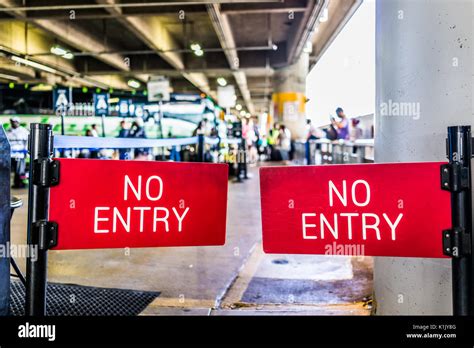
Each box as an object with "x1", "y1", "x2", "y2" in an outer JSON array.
[
  {"x1": 98, "y1": 0, "x2": 214, "y2": 97},
  {"x1": 33, "y1": 19, "x2": 131, "y2": 72},
  {"x1": 0, "y1": 1, "x2": 307, "y2": 21},
  {"x1": 0, "y1": 0, "x2": 140, "y2": 90},
  {"x1": 207, "y1": 3, "x2": 254, "y2": 113},
  {"x1": 0, "y1": 1, "x2": 281, "y2": 12}
]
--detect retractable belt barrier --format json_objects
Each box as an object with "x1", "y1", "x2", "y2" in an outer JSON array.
[
  {"x1": 261, "y1": 125, "x2": 473, "y2": 316},
  {"x1": 25, "y1": 124, "x2": 230, "y2": 316},
  {"x1": 53, "y1": 134, "x2": 241, "y2": 149},
  {"x1": 18, "y1": 123, "x2": 473, "y2": 317},
  {"x1": 54, "y1": 135, "x2": 199, "y2": 149}
]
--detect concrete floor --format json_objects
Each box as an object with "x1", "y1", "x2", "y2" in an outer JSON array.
[{"x1": 10, "y1": 164, "x2": 373, "y2": 315}]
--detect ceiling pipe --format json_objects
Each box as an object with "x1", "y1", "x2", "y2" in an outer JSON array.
[{"x1": 27, "y1": 45, "x2": 277, "y2": 58}]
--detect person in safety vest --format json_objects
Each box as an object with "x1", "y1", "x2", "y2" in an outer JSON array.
[{"x1": 7, "y1": 117, "x2": 29, "y2": 188}]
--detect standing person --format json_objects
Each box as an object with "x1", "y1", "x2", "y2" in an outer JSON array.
[
  {"x1": 192, "y1": 120, "x2": 207, "y2": 161},
  {"x1": 90, "y1": 124, "x2": 100, "y2": 137},
  {"x1": 84, "y1": 128, "x2": 100, "y2": 158},
  {"x1": 350, "y1": 118, "x2": 364, "y2": 155},
  {"x1": 245, "y1": 118, "x2": 258, "y2": 164},
  {"x1": 129, "y1": 118, "x2": 149, "y2": 160},
  {"x1": 117, "y1": 120, "x2": 131, "y2": 160},
  {"x1": 193, "y1": 120, "x2": 206, "y2": 136},
  {"x1": 331, "y1": 107, "x2": 350, "y2": 140},
  {"x1": 7, "y1": 117, "x2": 28, "y2": 188},
  {"x1": 306, "y1": 119, "x2": 320, "y2": 140},
  {"x1": 278, "y1": 124, "x2": 292, "y2": 162},
  {"x1": 324, "y1": 119, "x2": 338, "y2": 140},
  {"x1": 117, "y1": 120, "x2": 130, "y2": 138},
  {"x1": 193, "y1": 118, "x2": 209, "y2": 136},
  {"x1": 267, "y1": 123, "x2": 280, "y2": 161},
  {"x1": 305, "y1": 119, "x2": 320, "y2": 164},
  {"x1": 240, "y1": 118, "x2": 249, "y2": 144},
  {"x1": 350, "y1": 118, "x2": 364, "y2": 141}
]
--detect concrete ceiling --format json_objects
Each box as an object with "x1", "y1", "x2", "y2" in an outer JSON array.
[{"x1": 0, "y1": 0, "x2": 361, "y2": 114}]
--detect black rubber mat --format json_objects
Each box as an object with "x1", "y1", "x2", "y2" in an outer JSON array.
[{"x1": 9, "y1": 278, "x2": 160, "y2": 316}]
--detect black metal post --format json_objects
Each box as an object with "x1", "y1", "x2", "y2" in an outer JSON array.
[
  {"x1": 60, "y1": 114, "x2": 65, "y2": 136},
  {"x1": 235, "y1": 147, "x2": 243, "y2": 183},
  {"x1": 445, "y1": 125, "x2": 473, "y2": 315},
  {"x1": 305, "y1": 140, "x2": 311, "y2": 165},
  {"x1": 197, "y1": 134, "x2": 204, "y2": 162},
  {"x1": 101, "y1": 114, "x2": 106, "y2": 137},
  {"x1": 25, "y1": 123, "x2": 54, "y2": 316},
  {"x1": 241, "y1": 138, "x2": 248, "y2": 179}
]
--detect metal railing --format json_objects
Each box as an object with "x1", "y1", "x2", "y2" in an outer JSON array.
[{"x1": 295, "y1": 138, "x2": 374, "y2": 165}]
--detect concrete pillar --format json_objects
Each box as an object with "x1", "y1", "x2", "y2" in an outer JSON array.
[
  {"x1": 271, "y1": 52, "x2": 309, "y2": 139},
  {"x1": 375, "y1": 0, "x2": 473, "y2": 314}
]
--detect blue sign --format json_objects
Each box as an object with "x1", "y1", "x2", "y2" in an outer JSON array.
[
  {"x1": 118, "y1": 99, "x2": 130, "y2": 117},
  {"x1": 53, "y1": 87, "x2": 72, "y2": 114},
  {"x1": 94, "y1": 93, "x2": 109, "y2": 116}
]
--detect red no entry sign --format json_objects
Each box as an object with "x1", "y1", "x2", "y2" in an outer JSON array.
[
  {"x1": 260, "y1": 162, "x2": 451, "y2": 258},
  {"x1": 49, "y1": 159, "x2": 228, "y2": 250}
]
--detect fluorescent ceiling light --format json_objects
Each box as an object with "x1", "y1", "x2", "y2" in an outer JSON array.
[
  {"x1": 217, "y1": 77, "x2": 227, "y2": 87},
  {"x1": 50, "y1": 45, "x2": 68, "y2": 56},
  {"x1": 127, "y1": 79, "x2": 141, "y2": 89},
  {"x1": 11, "y1": 56, "x2": 58, "y2": 74},
  {"x1": 62, "y1": 52, "x2": 74, "y2": 60},
  {"x1": 194, "y1": 49, "x2": 204, "y2": 57},
  {"x1": 51, "y1": 45, "x2": 74, "y2": 59},
  {"x1": 190, "y1": 43, "x2": 201, "y2": 51},
  {"x1": 235, "y1": 104, "x2": 242, "y2": 111}
]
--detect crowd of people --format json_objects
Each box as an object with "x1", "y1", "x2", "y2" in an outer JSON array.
[
  {"x1": 80, "y1": 118, "x2": 150, "y2": 160},
  {"x1": 239, "y1": 106, "x2": 367, "y2": 165},
  {"x1": 4, "y1": 107, "x2": 368, "y2": 188},
  {"x1": 241, "y1": 119, "x2": 292, "y2": 164}
]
